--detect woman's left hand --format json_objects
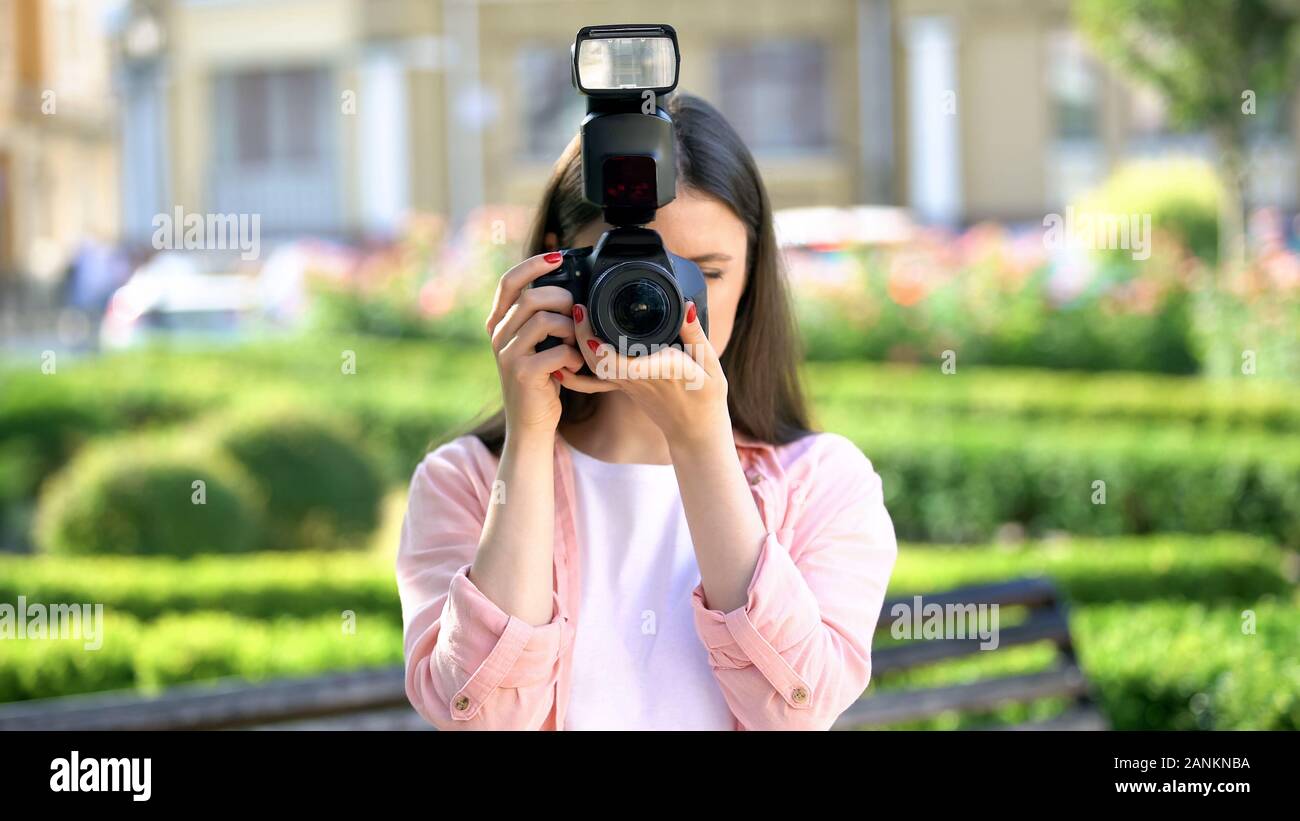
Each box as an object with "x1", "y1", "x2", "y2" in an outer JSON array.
[{"x1": 572, "y1": 301, "x2": 731, "y2": 449}]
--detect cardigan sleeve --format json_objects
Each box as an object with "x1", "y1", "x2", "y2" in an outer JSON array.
[
  {"x1": 396, "y1": 437, "x2": 565, "y2": 730},
  {"x1": 690, "y1": 434, "x2": 898, "y2": 730}
]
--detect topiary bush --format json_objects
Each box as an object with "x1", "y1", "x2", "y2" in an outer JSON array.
[
  {"x1": 204, "y1": 403, "x2": 384, "y2": 551},
  {"x1": 34, "y1": 436, "x2": 263, "y2": 557},
  {"x1": 1076, "y1": 156, "x2": 1222, "y2": 265}
]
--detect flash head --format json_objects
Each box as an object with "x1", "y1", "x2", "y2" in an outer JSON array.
[{"x1": 572, "y1": 24, "x2": 680, "y2": 97}]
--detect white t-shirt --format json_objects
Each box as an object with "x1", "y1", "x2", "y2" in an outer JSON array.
[{"x1": 562, "y1": 441, "x2": 736, "y2": 730}]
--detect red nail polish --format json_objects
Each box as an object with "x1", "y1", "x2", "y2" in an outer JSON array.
[
  {"x1": 686, "y1": 302, "x2": 697, "y2": 324},
  {"x1": 573, "y1": 305, "x2": 584, "y2": 323},
  {"x1": 544, "y1": 252, "x2": 562, "y2": 264},
  {"x1": 552, "y1": 370, "x2": 563, "y2": 381},
  {"x1": 586, "y1": 339, "x2": 600, "y2": 353}
]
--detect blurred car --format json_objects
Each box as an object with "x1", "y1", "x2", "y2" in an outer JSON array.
[{"x1": 99, "y1": 253, "x2": 263, "y2": 349}]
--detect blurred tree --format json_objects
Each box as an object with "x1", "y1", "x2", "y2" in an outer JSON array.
[{"x1": 1074, "y1": 0, "x2": 1300, "y2": 267}]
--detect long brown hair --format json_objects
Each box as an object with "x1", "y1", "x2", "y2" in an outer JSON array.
[{"x1": 471, "y1": 93, "x2": 811, "y2": 454}]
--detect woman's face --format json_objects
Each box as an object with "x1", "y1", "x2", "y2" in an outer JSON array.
[{"x1": 566, "y1": 187, "x2": 750, "y2": 355}]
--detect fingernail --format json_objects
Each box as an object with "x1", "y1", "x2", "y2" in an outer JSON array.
[
  {"x1": 586, "y1": 339, "x2": 600, "y2": 353},
  {"x1": 686, "y1": 302, "x2": 697, "y2": 324},
  {"x1": 544, "y1": 252, "x2": 563, "y2": 264},
  {"x1": 573, "y1": 305, "x2": 585, "y2": 323},
  {"x1": 552, "y1": 370, "x2": 563, "y2": 381}
]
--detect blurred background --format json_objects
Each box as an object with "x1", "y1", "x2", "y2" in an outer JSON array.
[{"x1": 0, "y1": 0, "x2": 1297, "y2": 730}]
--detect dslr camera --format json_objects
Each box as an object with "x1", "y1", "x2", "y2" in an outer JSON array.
[{"x1": 533, "y1": 24, "x2": 708, "y2": 355}]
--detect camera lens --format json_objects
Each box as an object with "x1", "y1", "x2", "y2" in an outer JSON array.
[{"x1": 609, "y1": 279, "x2": 670, "y2": 338}]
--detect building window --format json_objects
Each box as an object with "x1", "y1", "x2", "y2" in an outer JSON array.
[
  {"x1": 517, "y1": 45, "x2": 586, "y2": 162},
  {"x1": 716, "y1": 39, "x2": 832, "y2": 155},
  {"x1": 214, "y1": 67, "x2": 328, "y2": 170},
  {"x1": 1047, "y1": 31, "x2": 1105, "y2": 207},
  {"x1": 1049, "y1": 31, "x2": 1100, "y2": 141},
  {"x1": 210, "y1": 65, "x2": 340, "y2": 234}
]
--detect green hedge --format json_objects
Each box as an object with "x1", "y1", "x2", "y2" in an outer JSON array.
[
  {"x1": 0, "y1": 611, "x2": 402, "y2": 703},
  {"x1": 0, "y1": 550, "x2": 399, "y2": 623},
  {"x1": 33, "y1": 437, "x2": 263, "y2": 557},
  {"x1": 868, "y1": 537, "x2": 1299, "y2": 730},
  {"x1": 867, "y1": 600, "x2": 1300, "y2": 730},
  {"x1": 886, "y1": 534, "x2": 1292, "y2": 605},
  {"x1": 204, "y1": 405, "x2": 385, "y2": 550},
  {"x1": 807, "y1": 361, "x2": 1300, "y2": 433},
  {"x1": 1074, "y1": 599, "x2": 1300, "y2": 730},
  {"x1": 0, "y1": 535, "x2": 1276, "y2": 627},
  {"x1": 0, "y1": 338, "x2": 494, "y2": 529},
  {"x1": 825, "y1": 408, "x2": 1300, "y2": 545},
  {"x1": 0, "y1": 535, "x2": 1293, "y2": 727},
  {"x1": 8, "y1": 339, "x2": 1300, "y2": 553}
]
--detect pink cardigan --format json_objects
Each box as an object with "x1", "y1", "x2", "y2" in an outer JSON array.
[{"x1": 396, "y1": 429, "x2": 898, "y2": 730}]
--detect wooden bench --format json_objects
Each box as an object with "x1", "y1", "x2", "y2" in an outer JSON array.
[
  {"x1": 0, "y1": 577, "x2": 1104, "y2": 731},
  {"x1": 834, "y1": 576, "x2": 1107, "y2": 730}
]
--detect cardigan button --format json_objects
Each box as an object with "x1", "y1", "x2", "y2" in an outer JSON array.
[
  {"x1": 747, "y1": 471, "x2": 763, "y2": 486},
  {"x1": 453, "y1": 695, "x2": 471, "y2": 712},
  {"x1": 791, "y1": 687, "x2": 809, "y2": 705}
]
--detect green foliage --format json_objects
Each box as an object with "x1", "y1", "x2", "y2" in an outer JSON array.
[
  {"x1": 868, "y1": 538, "x2": 1299, "y2": 730},
  {"x1": 1077, "y1": 157, "x2": 1222, "y2": 264},
  {"x1": 792, "y1": 237, "x2": 1202, "y2": 373},
  {"x1": 887, "y1": 534, "x2": 1292, "y2": 605},
  {"x1": 1073, "y1": 0, "x2": 1299, "y2": 134},
  {"x1": 204, "y1": 404, "x2": 384, "y2": 551},
  {"x1": 1074, "y1": 599, "x2": 1300, "y2": 730},
  {"x1": 822, "y1": 405, "x2": 1300, "y2": 544},
  {"x1": 2, "y1": 535, "x2": 1293, "y2": 730},
  {"x1": 0, "y1": 550, "x2": 399, "y2": 623},
  {"x1": 33, "y1": 436, "x2": 262, "y2": 557},
  {"x1": 806, "y1": 360, "x2": 1300, "y2": 433},
  {"x1": 0, "y1": 610, "x2": 402, "y2": 703}
]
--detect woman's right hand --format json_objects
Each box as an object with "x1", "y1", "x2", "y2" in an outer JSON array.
[{"x1": 484, "y1": 252, "x2": 614, "y2": 436}]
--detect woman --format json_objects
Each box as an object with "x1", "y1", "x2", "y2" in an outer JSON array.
[{"x1": 396, "y1": 94, "x2": 897, "y2": 730}]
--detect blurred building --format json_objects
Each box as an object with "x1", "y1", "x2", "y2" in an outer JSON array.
[
  {"x1": 6, "y1": 0, "x2": 1300, "y2": 273},
  {"x1": 0, "y1": 0, "x2": 119, "y2": 293}
]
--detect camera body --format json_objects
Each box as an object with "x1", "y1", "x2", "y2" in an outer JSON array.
[
  {"x1": 531, "y1": 24, "x2": 708, "y2": 355},
  {"x1": 534, "y1": 228, "x2": 708, "y2": 353}
]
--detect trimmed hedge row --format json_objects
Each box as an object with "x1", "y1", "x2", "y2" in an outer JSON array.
[
  {"x1": 0, "y1": 611, "x2": 403, "y2": 704},
  {"x1": 807, "y1": 361, "x2": 1300, "y2": 433},
  {"x1": 0, "y1": 535, "x2": 1293, "y2": 726},
  {"x1": 7, "y1": 339, "x2": 1300, "y2": 551},
  {"x1": 0, "y1": 550, "x2": 399, "y2": 623},
  {"x1": 886, "y1": 534, "x2": 1293, "y2": 605},
  {"x1": 824, "y1": 407, "x2": 1300, "y2": 545},
  {"x1": 0, "y1": 535, "x2": 1283, "y2": 627}
]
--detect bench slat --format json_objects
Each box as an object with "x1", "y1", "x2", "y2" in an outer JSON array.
[
  {"x1": 833, "y1": 665, "x2": 1090, "y2": 729},
  {"x1": 0, "y1": 667, "x2": 408, "y2": 731},
  {"x1": 877, "y1": 577, "x2": 1058, "y2": 630},
  {"x1": 872, "y1": 608, "x2": 1071, "y2": 673}
]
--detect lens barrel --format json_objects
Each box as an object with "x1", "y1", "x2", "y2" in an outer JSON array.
[{"x1": 588, "y1": 260, "x2": 683, "y2": 350}]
